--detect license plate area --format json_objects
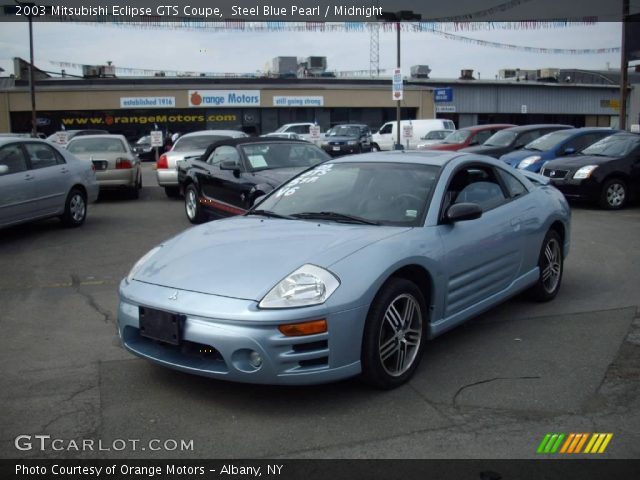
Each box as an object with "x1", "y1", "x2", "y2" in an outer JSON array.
[
  {"x1": 139, "y1": 307, "x2": 183, "y2": 345},
  {"x1": 92, "y1": 160, "x2": 108, "y2": 171},
  {"x1": 332, "y1": 146, "x2": 341, "y2": 151}
]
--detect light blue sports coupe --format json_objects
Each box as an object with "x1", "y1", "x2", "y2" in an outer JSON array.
[{"x1": 118, "y1": 151, "x2": 570, "y2": 389}]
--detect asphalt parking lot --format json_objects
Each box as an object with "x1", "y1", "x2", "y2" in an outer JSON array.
[{"x1": 1, "y1": 163, "x2": 639, "y2": 460}]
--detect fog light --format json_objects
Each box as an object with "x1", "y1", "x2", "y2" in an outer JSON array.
[{"x1": 249, "y1": 351, "x2": 262, "y2": 368}]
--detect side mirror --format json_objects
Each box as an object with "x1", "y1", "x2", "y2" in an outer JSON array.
[
  {"x1": 252, "y1": 193, "x2": 266, "y2": 206},
  {"x1": 220, "y1": 160, "x2": 240, "y2": 171},
  {"x1": 0, "y1": 165, "x2": 8, "y2": 175},
  {"x1": 445, "y1": 203, "x2": 482, "y2": 223},
  {"x1": 563, "y1": 147, "x2": 575, "y2": 155}
]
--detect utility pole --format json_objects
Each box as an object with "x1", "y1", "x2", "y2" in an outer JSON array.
[
  {"x1": 396, "y1": 20, "x2": 401, "y2": 150},
  {"x1": 620, "y1": 0, "x2": 629, "y2": 130},
  {"x1": 28, "y1": 8, "x2": 36, "y2": 137}
]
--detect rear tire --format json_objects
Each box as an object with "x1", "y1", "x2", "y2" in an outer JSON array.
[
  {"x1": 185, "y1": 184, "x2": 206, "y2": 224},
  {"x1": 599, "y1": 178, "x2": 627, "y2": 210},
  {"x1": 164, "y1": 186, "x2": 180, "y2": 198},
  {"x1": 361, "y1": 278, "x2": 427, "y2": 389},
  {"x1": 371, "y1": 144, "x2": 380, "y2": 152},
  {"x1": 60, "y1": 188, "x2": 87, "y2": 228},
  {"x1": 129, "y1": 173, "x2": 141, "y2": 199},
  {"x1": 528, "y1": 229, "x2": 563, "y2": 302}
]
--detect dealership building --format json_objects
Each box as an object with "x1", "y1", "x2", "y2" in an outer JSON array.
[{"x1": 0, "y1": 59, "x2": 638, "y2": 139}]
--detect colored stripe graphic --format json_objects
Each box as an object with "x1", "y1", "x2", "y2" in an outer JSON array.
[{"x1": 538, "y1": 433, "x2": 613, "y2": 454}]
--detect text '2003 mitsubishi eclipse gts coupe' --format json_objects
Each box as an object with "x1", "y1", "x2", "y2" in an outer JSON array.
[{"x1": 118, "y1": 151, "x2": 571, "y2": 389}]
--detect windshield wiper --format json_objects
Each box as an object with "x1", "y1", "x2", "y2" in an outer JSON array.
[
  {"x1": 246, "y1": 209, "x2": 294, "y2": 220},
  {"x1": 291, "y1": 211, "x2": 380, "y2": 225}
]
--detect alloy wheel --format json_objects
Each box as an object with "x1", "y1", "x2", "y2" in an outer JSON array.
[
  {"x1": 606, "y1": 183, "x2": 625, "y2": 208},
  {"x1": 542, "y1": 237, "x2": 562, "y2": 294},
  {"x1": 70, "y1": 193, "x2": 86, "y2": 223},
  {"x1": 186, "y1": 189, "x2": 197, "y2": 219},
  {"x1": 378, "y1": 293, "x2": 423, "y2": 377}
]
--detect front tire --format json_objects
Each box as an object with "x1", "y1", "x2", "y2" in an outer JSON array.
[
  {"x1": 361, "y1": 278, "x2": 427, "y2": 389},
  {"x1": 371, "y1": 143, "x2": 380, "y2": 152},
  {"x1": 185, "y1": 184, "x2": 206, "y2": 224},
  {"x1": 60, "y1": 188, "x2": 87, "y2": 228},
  {"x1": 528, "y1": 229, "x2": 563, "y2": 302},
  {"x1": 599, "y1": 178, "x2": 627, "y2": 210}
]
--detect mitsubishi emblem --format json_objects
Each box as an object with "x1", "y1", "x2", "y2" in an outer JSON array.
[
  {"x1": 550, "y1": 170, "x2": 556, "y2": 177},
  {"x1": 168, "y1": 290, "x2": 179, "y2": 300}
]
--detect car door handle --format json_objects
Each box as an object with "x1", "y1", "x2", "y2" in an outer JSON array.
[
  {"x1": 60, "y1": 168, "x2": 69, "y2": 173},
  {"x1": 24, "y1": 174, "x2": 35, "y2": 181}
]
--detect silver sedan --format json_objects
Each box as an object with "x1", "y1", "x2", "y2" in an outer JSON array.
[
  {"x1": 66, "y1": 135, "x2": 142, "y2": 199},
  {"x1": 0, "y1": 138, "x2": 98, "y2": 229}
]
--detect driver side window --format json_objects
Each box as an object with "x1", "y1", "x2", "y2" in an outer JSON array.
[
  {"x1": 378, "y1": 123, "x2": 392, "y2": 135},
  {"x1": 208, "y1": 146, "x2": 240, "y2": 166},
  {"x1": 443, "y1": 166, "x2": 509, "y2": 215}
]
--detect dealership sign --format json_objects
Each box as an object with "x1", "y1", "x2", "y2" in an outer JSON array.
[
  {"x1": 120, "y1": 97, "x2": 175, "y2": 108},
  {"x1": 433, "y1": 88, "x2": 453, "y2": 102},
  {"x1": 188, "y1": 90, "x2": 260, "y2": 107},
  {"x1": 273, "y1": 96, "x2": 324, "y2": 107},
  {"x1": 435, "y1": 105, "x2": 456, "y2": 113}
]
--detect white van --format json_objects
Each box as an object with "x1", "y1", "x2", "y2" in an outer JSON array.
[{"x1": 372, "y1": 119, "x2": 456, "y2": 151}]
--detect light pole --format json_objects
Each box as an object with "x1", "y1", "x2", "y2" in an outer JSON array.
[
  {"x1": 619, "y1": 0, "x2": 630, "y2": 130},
  {"x1": 379, "y1": 11, "x2": 421, "y2": 150},
  {"x1": 3, "y1": 1, "x2": 37, "y2": 136}
]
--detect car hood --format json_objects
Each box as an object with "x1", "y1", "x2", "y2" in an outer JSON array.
[
  {"x1": 252, "y1": 167, "x2": 310, "y2": 187},
  {"x1": 501, "y1": 149, "x2": 548, "y2": 165},
  {"x1": 460, "y1": 145, "x2": 509, "y2": 156},
  {"x1": 423, "y1": 143, "x2": 462, "y2": 151},
  {"x1": 325, "y1": 135, "x2": 358, "y2": 142},
  {"x1": 543, "y1": 154, "x2": 616, "y2": 169},
  {"x1": 132, "y1": 217, "x2": 409, "y2": 301}
]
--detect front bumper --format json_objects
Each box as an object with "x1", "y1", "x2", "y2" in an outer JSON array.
[
  {"x1": 549, "y1": 177, "x2": 599, "y2": 202},
  {"x1": 117, "y1": 279, "x2": 366, "y2": 385},
  {"x1": 322, "y1": 144, "x2": 360, "y2": 156}
]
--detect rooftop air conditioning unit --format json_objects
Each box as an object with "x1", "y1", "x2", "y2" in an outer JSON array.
[
  {"x1": 410, "y1": 65, "x2": 431, "y2": 79},
  {"x1": 82, "y1": 65, "x2": 101, "y2": 78},
  {"x1": 459, "y1": 69, "x2": 475, "y2": 80}
]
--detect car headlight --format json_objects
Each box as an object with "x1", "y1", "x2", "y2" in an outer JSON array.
[
  {"x1": 126, "y1": 246, "x2": 162, "y2": 284},
  {"x1": 517, "y1": 155, "x2": 542, "y2": 169},
  {"x1": 259, "y1": 264, "x2": 340, "y2": 309},
  {"x1": 573, "y1": 165, "x2": 598, "y2": 179},
  {"x1": 347, "y1": 140, "x2": 358, "y2": 145}
]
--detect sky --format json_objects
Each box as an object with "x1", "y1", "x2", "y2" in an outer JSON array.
[{"x1": 0, "y1": 22, "x2": 627, "y2": 80}]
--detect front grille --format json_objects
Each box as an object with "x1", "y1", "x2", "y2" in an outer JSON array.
[
  {"x1": 542, "y1": 168, "x2": 569, "y2": 179},
  {"x1": 292, "y1": 340, "x2": 328, "y2": 353}
]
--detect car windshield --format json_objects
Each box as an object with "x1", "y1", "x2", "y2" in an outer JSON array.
[
  {"x1": 484, "y1": 130, "x2": 517, "y2": 147},
  {"x1": 136, "y1": 136, "x2": 150, "y2": 145},
  {"x1": 67, "y1": 137, "x2": 125, "y2": 153},
  {"x1": 525, "y1": 130, "x2": 575, "y2": 151},
  {"x1": 581, "y1": 134, "x2": 640, "y2": 157},
  {"x1": 423, "y1": 130, "x2": 450, "y2": 140},
  {"x1": 256, "y1": 162, "x2": 440, "y2": 226},
  {"x1": 274, "y1": 125, "x2": 295, "y2": 133},
  {"x1": 328, "y1": 126, "x2": 361, "y2": 137},
  {"x1": 240, "y1": 143, "x2": 329, "y2": 170},
  {"x1": 442, "y1": 130, "x2": 471, "y2": 144},
  {"x1": 173, "y1": 135, "x2": 229, "y2": 151}
]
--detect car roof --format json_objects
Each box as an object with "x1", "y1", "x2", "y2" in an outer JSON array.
[
  {"x1": 0, "y1": 137, "x2": 52, "y2": 147},
  {"x1": 180, "y1": 130, "x2": 246, "y2": 138},
  {"x1": 332, "y1": 124, "x2": 368, "y2": 128},
  {"x1": 328, "y1": 150, "x2": 475, "y2": 167},
  {"x1": 462, "y1": 124, "x2": 517, "y2": 132},
  {"x1": 67, "y1": 134, "x2": 127, "y2": 141},
  {"x1": 201, "y1": 137, "x2": 314, "y2": 159},
  {"x1": 503, "y1": 124, "x2": 574, "y2": 132}
]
